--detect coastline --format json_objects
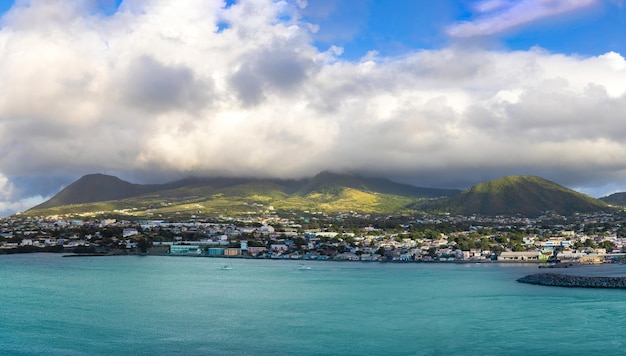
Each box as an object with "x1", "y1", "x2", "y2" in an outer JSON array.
[
  {"x1": 40, "y1": 251, "x2": 538, "y2": 264},
  {"x1": 4, "y1": 251, "x2": 617, "y2": 269}
]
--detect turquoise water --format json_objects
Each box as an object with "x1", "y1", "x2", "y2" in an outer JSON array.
[{"x1": 1, "y1": 254, "x2": 626, "y2": 355}]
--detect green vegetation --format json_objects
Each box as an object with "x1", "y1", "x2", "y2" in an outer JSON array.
[
  {"x1": 429, "y1": 175, "x2": 610, "y2": 217},
  {"x1": 600, "y1": 192, "x2": 626, "y2": 207},
  {"x1": 22, "y1": 173, "x2": 614, "y2": 219},
  {"x1": 24, "y1": 172, "x2": 444, "y2": 218}
]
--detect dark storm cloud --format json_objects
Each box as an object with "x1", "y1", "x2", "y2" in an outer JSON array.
[
  {"x1": 229, "y1": 47, "x2": 315, "y2": 105},
  {"x1": 123, "y1": 55, "x2": 212, "y2": 113}
]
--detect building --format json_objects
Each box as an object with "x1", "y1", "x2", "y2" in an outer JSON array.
[
  {"x1": 498, "y1": 251, "x2": 542, "y2": 261},
  {"x1": 207, "y1": 248, "x2": 225, "y2": 256},
  {"x1": 123, "y1": 228, "x2": 140, "y2": 238},
  {"x1": 169, "y1": 245, "x2": 201, "y2": 255},
  {"x1": 247, "y1": 246, "x2": 267, "y2": 256},
  {"x1": 224, "y1": 248, "x2": 240, "y2": 256}
]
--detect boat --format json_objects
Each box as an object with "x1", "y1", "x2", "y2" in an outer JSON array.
[
  {"x1": 297, "y1": 264, "x2": 311, "y2": 270},
  {"x1": 219, "y1": 259, "x2": 233, "y2": 270}
]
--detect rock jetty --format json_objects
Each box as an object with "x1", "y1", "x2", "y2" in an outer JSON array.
[{"x1": 517, "y1": 273, "x2": 626, "y2": 289}]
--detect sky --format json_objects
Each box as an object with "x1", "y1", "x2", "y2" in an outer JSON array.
[{"x1": 0, "y1": 0, "x2": 626, "y2": 216}]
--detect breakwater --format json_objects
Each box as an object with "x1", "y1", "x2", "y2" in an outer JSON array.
[{"x1": 518, "y1": 273, "x2": 626, "y2": 289}]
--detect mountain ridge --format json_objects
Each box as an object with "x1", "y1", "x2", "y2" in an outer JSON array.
[
  {"x1": 26, "y1": 171, "x2": 459, "y2": 216},
  {"x1": 25, "y1": 173, "x2": 612, "y2": 218}
]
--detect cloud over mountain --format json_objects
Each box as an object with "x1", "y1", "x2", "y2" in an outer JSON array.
[{"x1": 0, "y1": 0, "x2": 626, "y2": 215}]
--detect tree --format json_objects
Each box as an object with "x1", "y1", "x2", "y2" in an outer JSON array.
[
  {"x1": 478, "y1": 238, "x2": 491, "y2": 250},
  {"x1": 137, "y1": 238, "x2": 152, "y2": 253},
  {"x1": 584, "y1": 239, "x2": 597, "y2": 248},
  {"x1": 427, "y1": 247, "x2": 437, "y2": 258},
  {"x1": 512, "y1": 244, "x2": 526, "y2": 252},
  {"x1": 599, "y1": 240, "x2": 615, "y2": 251},
  {"x1": 453, "y1": 235, "x2": 476, "y2": 250}
]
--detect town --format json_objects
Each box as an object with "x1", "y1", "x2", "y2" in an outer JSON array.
[{"x1": 2, "y1": 209, "x2": 626, "y2": 264}]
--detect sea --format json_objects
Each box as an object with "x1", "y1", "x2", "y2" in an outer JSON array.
[{"x1": 2, "y1": 254, "x2": 626, "y2": 356}]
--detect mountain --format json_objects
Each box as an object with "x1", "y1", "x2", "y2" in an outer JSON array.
[
  {"x1": 429, "y1": 175, "x2": 609, "y2": 216},
  {"x1": 300, "y1": 171, "x2": 459, "y2": 198},
  {"x1": 600, "y1": 192, "x2": 626, "y2": 206},
  {"x1": 31, "y1": 174, "x2": 161, "y2": 210},
  {"x1": 26, "y1": 173, "x2": 609, "y2": 218},
  {"x1": 25, "y1": 172, "x2": 458, "y2": 217}
]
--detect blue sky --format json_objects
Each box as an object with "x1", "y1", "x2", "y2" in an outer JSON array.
[
  {"x1": 298, "y1": 0, "x2": 626, "y2": 59},
  {"x1": 300, "y1": 0, "x2": 625, "y2": 59},
  {"x1": 0, "y1": 0, "x2": 626, "y2": 215},
  {"x1": 2, "y1": 0, "x2": 623, "y2": 57}
]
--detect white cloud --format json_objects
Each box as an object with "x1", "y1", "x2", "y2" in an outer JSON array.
[
  {"x1": 0, "y1": 173, "x2": 47, "y2": 216},
  {"x1": 1, "y1": 0, "x2": 626, "y2": 215},
  {"x1": 0, "y1": 174, "x2": 14, "y2": 201},
  {"x1": 447, "y1": 0, "x2": 597, "y2": 38}
]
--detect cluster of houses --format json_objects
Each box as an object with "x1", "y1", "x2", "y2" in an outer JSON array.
[{"x1": 1, "y1": 211, "x2": 625, "y2": 264}]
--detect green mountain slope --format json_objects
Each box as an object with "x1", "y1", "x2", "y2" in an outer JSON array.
[
  {"x1": 600, "y1": 192, "x2": 626, "y2": 206},
  {"x1": 31, "y1": 174, "x2": 160, "y2": 210},
  {"x1": 430, "y1": 176, "x2": 609, "y2": 216},
  {"x1": 25, "y1": 173, "x2": 607, "y2": 218},
  {"x1": 300, "y1": 171, "x2": 459, "y2": 198},
  {"x1": 25, "y1": 172, "x2": 456, "y2": 217}
]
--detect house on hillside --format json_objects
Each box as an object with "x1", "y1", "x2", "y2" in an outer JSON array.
[{"x1": 123, "y1": 228, "x2": 139, "y2": 238}]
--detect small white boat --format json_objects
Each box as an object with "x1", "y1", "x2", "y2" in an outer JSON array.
[
  {"x1": 219, "y1": 260, "x2": 233, "y2": 270},
  {"x1": 297, "y1": 264, "x2": 311, "y2": 270}
]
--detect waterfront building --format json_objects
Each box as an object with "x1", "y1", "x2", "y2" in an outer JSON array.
[
  {"x1": 247, "y1": 246, "x2": 266, "y2": 256},
  {"x1": 497, "y1": 251, "x2": 542, "y2": 261},
  {"x1": 207, "y1": 248, "x2": 225, "y2": 256},
  {"x1": 169, "y1": 245, "x2": 201, "y2": 255},
  {"x1": 224, "y1": 248, "x2": 240, "y2": 256}
]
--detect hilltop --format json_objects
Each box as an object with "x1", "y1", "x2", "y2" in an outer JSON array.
[
  {"x1": 426, "y1": 175, "x2": 610, "y2": 216},
  {"x1": 31, "y1": 174, "x2": 161, "y2": 210}
]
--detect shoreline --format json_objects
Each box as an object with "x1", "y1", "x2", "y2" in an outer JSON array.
[
  {"x1": 2, "y1": 251, "x2": 617, "y2": 268},
  {"x1": 8, "y1": 251, "x2": 580, "y2": 265}
]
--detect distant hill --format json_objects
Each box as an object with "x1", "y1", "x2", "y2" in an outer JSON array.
[
  {"x1": 299, "y1": 171, "x2": 459, "y2": 198},
  {"x1": 25, "y1": 172, "x2": 459, "y2": 217},
  {"x1": 31, "y1": 174, "x2": 161, "y2": 210},
  {"x1": 600, "y1": 192, "x2": 626, "y2": 206},
  {"x1": 428, "y1": 175, "x2": 609, "y2": 216}
]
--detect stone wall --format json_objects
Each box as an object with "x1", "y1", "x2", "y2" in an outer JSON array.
[{"x1": 517, "y1": 273, "x2": 626, "y2": 289}]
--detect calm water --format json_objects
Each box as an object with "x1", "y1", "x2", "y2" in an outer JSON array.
[{"x1": 1, "y1": 254, "x2": 626, "y2": 355}]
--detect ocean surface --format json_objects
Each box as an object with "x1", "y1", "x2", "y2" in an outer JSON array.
[{"x1": 2, "y1": 254, "x2": 626, "y2": 355}]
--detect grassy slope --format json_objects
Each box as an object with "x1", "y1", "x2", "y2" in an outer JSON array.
[
  {"x1": 31, "y1": 174, "x2": 158, "y2": 210},
  {"x1": 440, "y1": 176, "x2": 608, "y2": 216},
  {"x1": 24, "y1": 172, "x2": 446, "y2": 218},
  {"x1": 24, "y1": 180, "x2": 424, "y2": 218},
  {"x1": 600, "y1": 192, "x2": 626, "y2": 206},
  {"x1": 25, "y1": 175, "x2": 612, "y2": 219}
]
